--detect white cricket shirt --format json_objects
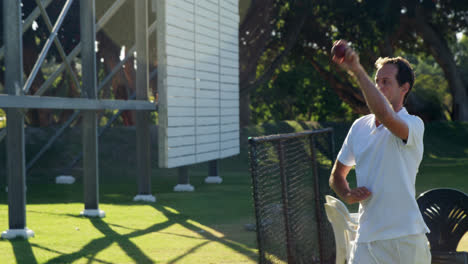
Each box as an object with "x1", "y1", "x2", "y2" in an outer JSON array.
[{"x1": 337, "y1": 107, "x2": 430, "y2": 242}]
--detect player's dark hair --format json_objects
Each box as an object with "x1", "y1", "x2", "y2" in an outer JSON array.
[{"x1": 375, "y1": 57, "x2": 415, "y2": 104}]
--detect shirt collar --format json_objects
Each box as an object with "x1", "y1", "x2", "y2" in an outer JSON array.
[{"x1": 397, "y1": 107, "x2": 408, "y2": 116}]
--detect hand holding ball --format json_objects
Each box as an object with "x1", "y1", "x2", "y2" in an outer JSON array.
[{"x1": 331, "y1": 43, "x2": 346, "y2": 59}]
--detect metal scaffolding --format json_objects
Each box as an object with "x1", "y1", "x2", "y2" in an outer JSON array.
[
  {"x1": 0, "y1": 0, "x2": 156, "y2": 239},
  {"x1": 0, "y1": 0, "x2": 231, "y2": 240}
]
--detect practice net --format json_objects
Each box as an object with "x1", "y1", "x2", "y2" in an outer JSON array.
[{"x1": 248, "y1": 128, "x2": 336, "y2": 264}]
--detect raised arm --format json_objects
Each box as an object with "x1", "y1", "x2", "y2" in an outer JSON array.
[
  {"x1": 332, "y1": 41, "x2": 409, "y2": 140},
  {"x1": 351, "y1": 64, "x2": 409, "y2": 140}
]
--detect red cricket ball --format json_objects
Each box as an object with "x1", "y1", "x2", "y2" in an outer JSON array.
[{"x1": 331, "y1": 43, "x2": 346, "y2": 59}]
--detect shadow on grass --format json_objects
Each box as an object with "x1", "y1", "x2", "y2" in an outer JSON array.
[
  {"x1": 10, "y1": 238, "x2": 38, "y2": 264},
  {"x1": 40, "y1": 215, "x2": 175, "y2": 264},
  {"x1": 27, "y1": 205, "x2": 256, "y2": 264},
  {"x1": 153, "y1": 206, "x2": 257, "y2": 263}
]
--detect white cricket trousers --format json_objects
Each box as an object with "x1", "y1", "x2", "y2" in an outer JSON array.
[{"x1": 348, "y1": 233, "x2": 431, "y2": 264}]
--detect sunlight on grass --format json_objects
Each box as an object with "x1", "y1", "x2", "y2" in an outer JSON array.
[
  {"x1": 0, "y1": 203, "x2": 257, "y2": 264},
  {"x1": 187, "y1": 220, "x2": 225, "y2": 238},
  {"x1": 163, "y1": 206, "x2": 180, "y2": 215}
]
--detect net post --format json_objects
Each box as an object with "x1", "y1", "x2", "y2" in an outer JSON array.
[
  {"x1": 277, "y1": 140, "x2": 296, "y2": 264},
  {"x1": 328, "y1": 128, "x2": 336, "y2": 161},
  {"x1": 309, "y1": 135, "x2": 325, "y2": 263},
  {"x1": 248, "y1": 138, "x2": 266, "y2": 264}
]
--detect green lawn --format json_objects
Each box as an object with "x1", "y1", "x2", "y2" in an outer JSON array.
[
  {"x1": 0, "y1": 121, "x2": 466, "y2": 263},
  {"x1": 0, "y1": 166, "x2": 258, "y2": 264}
]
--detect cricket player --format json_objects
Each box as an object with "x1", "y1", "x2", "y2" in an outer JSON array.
[{"x1": 329, "y1": 40, "x2": 431, "y2": 263}]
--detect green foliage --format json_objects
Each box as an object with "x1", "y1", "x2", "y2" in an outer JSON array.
[
  {"x1": 251, "y1": 58, "x2": 356, "y2": 124},
  {"x1": 455, "y1": 34, "x2": 468, "y2": 85},
  {"x1": 403, "y1": 53, "x2": 452, "y2": 120}
]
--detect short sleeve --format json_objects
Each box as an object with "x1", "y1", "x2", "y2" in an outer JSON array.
[
  {"x1": 401, "y1": 115, "x2": 424, "y2": 147},
  {"x1": 337, "y1": 124, "x2": 356, "y2": 166}
]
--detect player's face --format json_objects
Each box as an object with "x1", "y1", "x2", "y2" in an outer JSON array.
[{"x1": 375, "y1": 64, "x2": 404, "y2": 106}]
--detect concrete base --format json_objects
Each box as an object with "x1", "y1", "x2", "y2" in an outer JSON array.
[
  {"x1": 1, "y1": 228, "x2": 35, "y2": 239},
  {"x1": 56, "y1": 175, "x2": 75, "y2": 184},
  {"x1": 173, "y1": 184, "x2": 195, "y2": 192},
  {"x1": 133, "y1": 194, "x2": 156, "y2": 202},
  {"x1": 204, "y1": 176, "x2": 222, "y2": 184},
  {"x1": 80, "y1": 209, "x2": 106, "y2": 218}
]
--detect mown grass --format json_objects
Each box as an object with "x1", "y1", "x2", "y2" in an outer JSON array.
[
  {"x1": 0, "y1": 163, "x2": 258, "y2": 264},
  {"x1": 0, "y1": 121, "x2": 466, "y2": 263}
]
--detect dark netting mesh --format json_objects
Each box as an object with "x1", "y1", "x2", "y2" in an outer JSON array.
[{"x1": 249, "y1": 128, "x2": 336, "y2": 264}]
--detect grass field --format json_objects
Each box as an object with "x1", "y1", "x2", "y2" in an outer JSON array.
[{"x1": 0, "y1": 121, "x2": 466, "y2": 263}]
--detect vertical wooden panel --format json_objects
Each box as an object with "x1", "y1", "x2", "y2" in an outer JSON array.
[{"x1": 158, "y1": 0, "x2": 240, "y2": 168}]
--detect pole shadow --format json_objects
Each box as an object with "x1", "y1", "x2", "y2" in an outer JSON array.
[{"x1": 9, "y1": 238, "x2": 38, "y2": 264}]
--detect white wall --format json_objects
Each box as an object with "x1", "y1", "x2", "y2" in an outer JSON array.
[{"x1": 157, "y1": 0, "x2": 240, "y2": 168}]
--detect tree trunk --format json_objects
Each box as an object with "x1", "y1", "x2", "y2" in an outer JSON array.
[
  {"x1": 403, "y1": 10, "x2": 468, "y2": 121},
  {"x1": 239, "y1": 0, "x2": 310, "y2": 127},
  {"x1": 239, "y1": 0, "x2": 278, "y2": 127}
]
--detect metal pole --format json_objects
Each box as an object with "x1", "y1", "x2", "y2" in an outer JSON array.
[
  {"x1": 309, "y1": 136, "x2": 325, "y2": 263},
  {"x1": 135, "y1": 0, "x2": 152, "y2": 195},
  {"x1": 80, "y1": 0, "x2": 101, "y2": 215},
  {"x1": 2, "y1": 0, "x2": 32, "y2": 239},
  {"x1": 178, "y1": 166, "x2": 189, "y2": 184},
  {"x1": 277, "y1": 140, "x2": 296, "y2": 264},
  {"x1": 248, "y1": 138, "x2": 266, "y2": 264},
  {"x1": 329, "y1": 128, "x2": 336, "y2": 161},
  {"x1": 23, "y1": 0, "x2": 76, "y2": 94},
  {"x1": 0, "y1": 16, "x2": 158, "y2": 145},
  {"x1": 173, "y1": 166, "x2": 194, "y2": 192},
  {"x1": 0, "y1": 0, "x2": 54, "y2": 60},
  {"x1": 205, "y1": 159, "x2": 222, "y2": 183},
  {"x1": 34, "y1": 0, "x2": 81, "y2": 95},
  {"x1": 4, "y1": 0, "x2": 25, "y2": 226},
  {"x1": 209, "y1": 160, "x2": 218, "y2": 176}
]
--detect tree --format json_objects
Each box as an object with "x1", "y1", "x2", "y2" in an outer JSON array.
[
  {"x1": 239, "y1": 0, "x2": 313, "y2": 126},
  {"x1": 251, "y1": 57, "x2": 356, "y2": 123},
  {"x1": 240, "y1": 0, "x2": 468, "y2": 124},
  {"x1": 399, "y1": 0, "x2": 468, "y2": 120}
]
